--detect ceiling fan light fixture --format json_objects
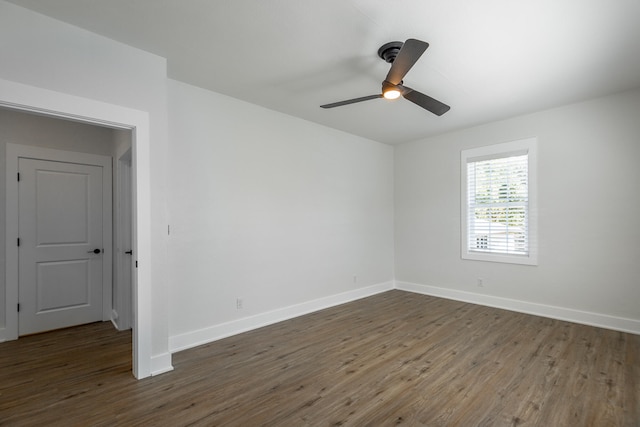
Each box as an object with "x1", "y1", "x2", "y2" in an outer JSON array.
[{"x1": 383, "y1": 89, "x2": 401, "y2": 100}]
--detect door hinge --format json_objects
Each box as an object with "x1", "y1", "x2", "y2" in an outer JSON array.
[
  {"x1": 17, "y1": 172, "x2": 20, "y2": 182},
  {"x1": 17, "y1": 303, "x2": 20, "y2": 312},
  {"x1": 17, "y1": 237, "x2": 20, "y2": 247},
  {"x1": 135, "y1": 260, "x2": 138, "y2": 268}
]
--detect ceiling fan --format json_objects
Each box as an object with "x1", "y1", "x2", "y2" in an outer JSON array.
[{"x1": 320, "y1": 38, "x2": 450, "y2": 116}]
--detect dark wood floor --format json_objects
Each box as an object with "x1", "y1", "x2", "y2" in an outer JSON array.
[{"x1": 1, "y1": 290, "x2": 638, "y2": 426}]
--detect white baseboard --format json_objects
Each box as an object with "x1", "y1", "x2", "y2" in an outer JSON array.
[
  {"x1": 396, "y1": 280, "x2": 640, "y2": 335},
  {"x1": 169, "y1": 281, "x2": 394, "y2": 353},
  {"x1": 150, "y1": 352, "x2": 174, "y2": 376},
  {"x1": 110, "y1": 309, "x2": 120, "y2": 330}
]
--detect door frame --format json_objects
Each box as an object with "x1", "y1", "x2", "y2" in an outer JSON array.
[
  {"x1": 0, "y1": 78, "x2": 155, "y2": 379},
  {"x1": 8, "y1": 145, "x2": 113, "y2": 332},
  {"x1": 113, "y1": 148, "x2": 133, "y2": 330}
]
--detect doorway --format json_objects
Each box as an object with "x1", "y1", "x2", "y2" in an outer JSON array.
[{"x1": 0, "y1": 77, "x2": 157, "y2": 378}]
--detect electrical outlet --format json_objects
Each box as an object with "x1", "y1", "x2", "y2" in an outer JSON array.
[
  {"x1": 477, "y1": 278, "x2": 484, "y2": 287},
  {"x1": 236, "y1": 298, "x2": 243, "y2": 309}
]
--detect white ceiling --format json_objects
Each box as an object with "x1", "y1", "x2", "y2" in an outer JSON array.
[{"x1": 8, "y1": 0, "x2": 640, "y2": 144}]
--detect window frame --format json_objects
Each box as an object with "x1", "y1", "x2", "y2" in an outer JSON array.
[{"x1": 461, "y1": 138, "x2": 538, "y2": 265}]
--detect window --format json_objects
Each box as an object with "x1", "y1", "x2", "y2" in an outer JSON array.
[{"x1": 461, "y1": 138, "x2": 537, "y2": 265}]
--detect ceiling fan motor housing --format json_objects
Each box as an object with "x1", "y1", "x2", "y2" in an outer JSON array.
[{"x1": 378, "y1": 41, "x2": 404, "y2": 63}]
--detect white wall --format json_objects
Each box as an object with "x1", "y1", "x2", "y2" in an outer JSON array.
[
  {"x1": 167, "y1": 80, "x2": 394, "y2": 346},
  {"x1": 395, "y1": 89, "x2": 640, "y2": 328},
  {"x1": 0, "y1": 109, "x2": 116, "y2": 156},
  {"x1": 0, "y1": 1, "x2": 170, "y2": 360}
]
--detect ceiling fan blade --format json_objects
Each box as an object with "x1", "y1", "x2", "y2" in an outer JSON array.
[
  {"x1": 400, "y1": 85, "x2": 450, "y2": 116},
  {"x1": 320, "y1": 94, "x2": 382, "y2": 109},
  {"x1": 385, "y1": 39, "x2": 429, "y2": 85}
]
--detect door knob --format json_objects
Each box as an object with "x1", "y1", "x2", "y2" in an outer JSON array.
[
  {"x1": 125, "y1": 250, "x2": 133, "y2": 255},
  {"x1": 88, "y1": 248, "x2": 102, "y2": 254}
]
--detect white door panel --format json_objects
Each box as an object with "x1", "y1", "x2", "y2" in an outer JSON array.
[
  {"x1": 37, "y1": 260, "x2": 89, "y2": 310},
  {"x1": 19, "y1": 158, "x2": 103, "y2": 335},
  {"x1": 35, "y1": 169, "x2": 91, "y2": 244}
]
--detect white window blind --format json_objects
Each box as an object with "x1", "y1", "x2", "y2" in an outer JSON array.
[
  {"x1": 467, "y1": 153, "x2": 528, "y2": 255},
  {"x1": 461, "y1": 138, "x2": 537, "y2": 265}
]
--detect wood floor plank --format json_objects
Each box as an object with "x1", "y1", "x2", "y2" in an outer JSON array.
[{"x1": 1, "y1": 290, "x2": 638, "y2": 426}]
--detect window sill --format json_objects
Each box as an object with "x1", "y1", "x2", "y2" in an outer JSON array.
[{"x1": 462, "y1": 251, "x2": 538, "y2": 266}]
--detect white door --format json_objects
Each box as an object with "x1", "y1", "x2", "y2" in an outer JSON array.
[{"x1": 18, "y1": 158, "x2": 104, "y2": 335}]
